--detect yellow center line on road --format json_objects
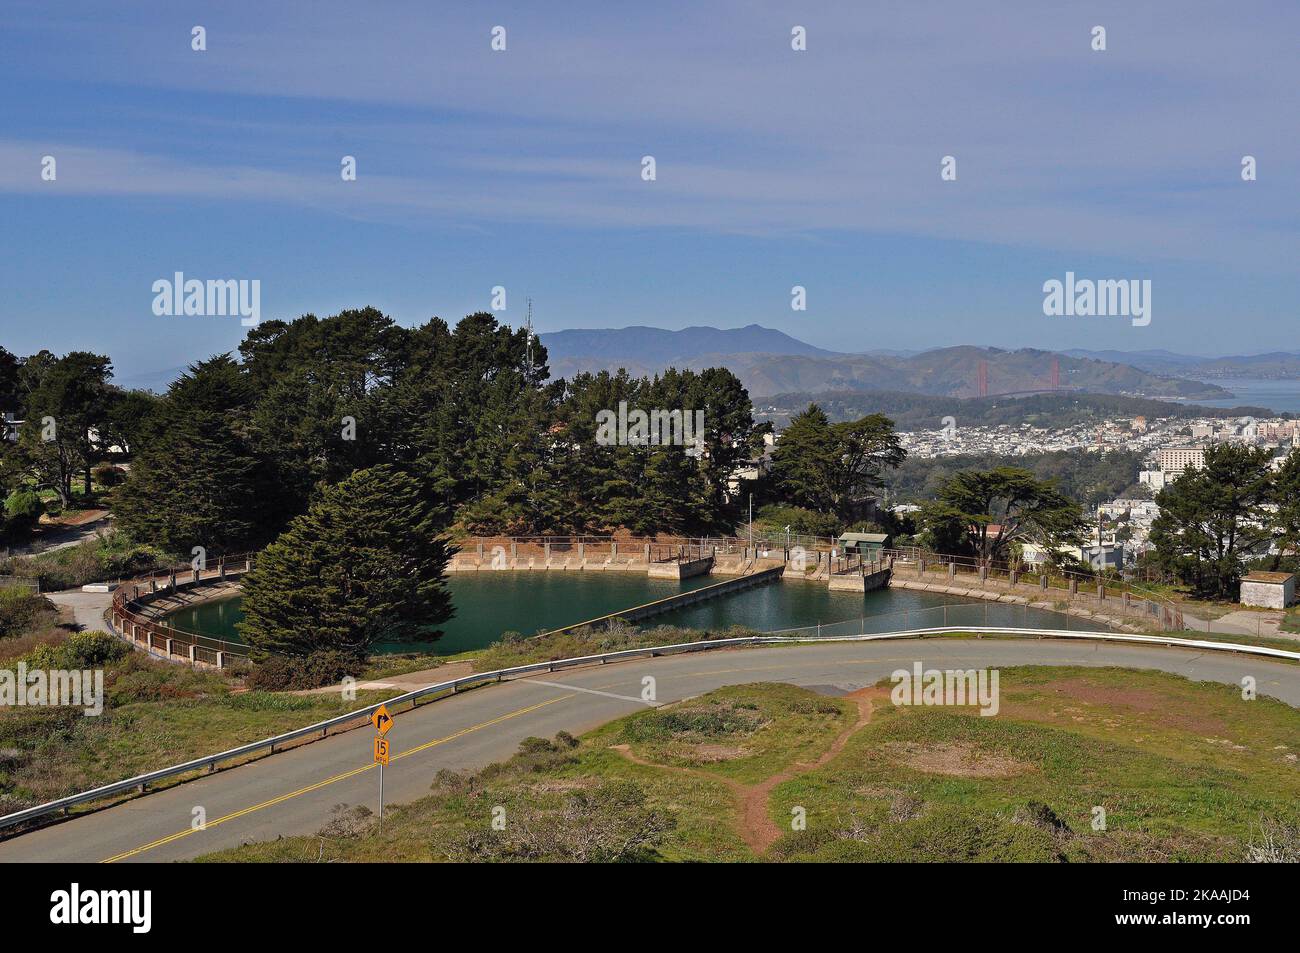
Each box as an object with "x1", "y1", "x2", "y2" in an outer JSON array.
[{"x1": 101, "y1": 693, "x2": 574, "y2": 863}]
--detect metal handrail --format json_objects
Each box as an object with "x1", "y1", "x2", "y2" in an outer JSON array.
[
  {"x1": 1, "y1": 624, "x2": 1296, "y2": 832},
  {"x1": 109, "y1": 554, "x2": 256, "y2": 660},
  {"x1": 883, "y1": 545, "x2": 1189, "y2": 630}
]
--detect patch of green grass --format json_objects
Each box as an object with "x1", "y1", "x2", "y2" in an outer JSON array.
[
  {"x1": 766, "y1": 666, "x2": 1300, "y2": 861},
  {"x1": 610, "y1": 682, "x2": 853, "y2": 784},
  {"x1": 0, "y1": 684, "x2": 392, "y2": 818},
  {"x1": 360, "y1": 650, "x2": 479, "y2": 681}
]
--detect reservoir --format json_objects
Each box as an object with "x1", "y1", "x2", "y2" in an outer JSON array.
[{"x1": 165, "y1": 572, "x2": 1107, "y2": 656}]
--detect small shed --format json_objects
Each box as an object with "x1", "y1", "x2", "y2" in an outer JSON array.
[
  {"x1": 837, "y1": 532, "x2": 891, "y2": 559},
  {"x1": 1239, "y1": 571, "x2": 1297, "y2": 609}
]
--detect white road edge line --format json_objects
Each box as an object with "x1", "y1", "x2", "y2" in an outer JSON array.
[{"x1": 523, "y1": 678, "x2": 661, "y2": 707}]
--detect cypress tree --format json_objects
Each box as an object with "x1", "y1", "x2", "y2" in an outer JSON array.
[
  {"x1": 114, "y1": 356, "x2": 265, "y2": 556},
  {"x1": 238, "y1": 465, "x2": 456, "y2": 661}
]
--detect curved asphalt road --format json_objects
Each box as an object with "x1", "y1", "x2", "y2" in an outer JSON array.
[{"x1": 1, "y1": 638, "x2": 1296, "y2": 863}]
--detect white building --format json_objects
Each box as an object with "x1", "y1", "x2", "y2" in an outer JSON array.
[
  {"x1": 1239, "y1": 571, "x2": 1296, "y2": 609},
  {"x1": 1158, "y1": 445, "x2": 1207, "y2": 475}
]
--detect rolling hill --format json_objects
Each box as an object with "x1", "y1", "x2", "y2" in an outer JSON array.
[{"x1": 540, "y1": 327, "x2": 1230, "y2": 400}]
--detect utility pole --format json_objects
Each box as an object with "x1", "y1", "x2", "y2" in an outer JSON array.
[
  {"x1": 749, "y1": 493, "x2": 753, "y2": 547},
  {"x1": 1097, "y1": 507, "x2": 1104, "y2": 570},
  {"x1": 524, "y1": 297, "x2": 535, "y2": 381}
]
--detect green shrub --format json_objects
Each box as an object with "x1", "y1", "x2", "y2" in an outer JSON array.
[
  {"x1": 622, "y1": 699, "x2": 768, "y2": 743},
  {"x1": 26, "y1": 630, "x2": 128, "y2": 669},
  {"x1": 91, "y1": 464, "x2": 125, "y2": 488},
  {"x1": 755, "y1": 504, "x2": 838, "y2": 538},
  {"x1": 105, "y1": 652, "x2": 230, "y2": 705},
  {"x1": 447, "y1": 780, "x2": 673, "y2": 862},
  {"x1": 245, "y1": 650, "x2": 364, "y2": 691},
  {"x1": 0, "y1": 534, "x2": 165, "y2": 592},
  {"x1": 3, "y1": 490, "x2": 43, "y2": 536},
  {"x1": 0, "y1": 589, "x2": 56, "y2": 638}
]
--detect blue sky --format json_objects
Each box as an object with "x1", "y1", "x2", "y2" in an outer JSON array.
[{"x1": 1, "y1": 1, "x2": 1298, "y2": 386}]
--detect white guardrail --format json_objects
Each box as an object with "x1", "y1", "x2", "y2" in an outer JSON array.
[{"x1": 1, "y1": 626, "x2": 1297, "y2": 832}]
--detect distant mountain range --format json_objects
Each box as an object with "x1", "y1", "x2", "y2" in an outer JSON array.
[
  {"x1": 541, "y1": 326, "x2": 1231, "y2": 400},
  {"x1": 123, "y1": 325, "x2": 1293, "y2": 399},
  {"x1": 539, "y1": 324, "x2": 841, "y2": 362},
  {"x1": 1064, "y1": 348, "x2": 1300, "y2": 380}
]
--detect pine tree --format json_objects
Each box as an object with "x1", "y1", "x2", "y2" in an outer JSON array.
[{"x1": 237, "y1": 465, "x2": 456, "y2": 661}]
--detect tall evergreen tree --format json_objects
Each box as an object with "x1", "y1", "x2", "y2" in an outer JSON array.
[
  {"x1": 920, "y1": 466, "x2": 1086, "y2": 562},
  {"x1": 769, "y1": 404, "x2": 905, "y2": 525},
  {"x1": 1266, "y1": 448, "x2": 1300, "y2": 571},
  {"x1": 114, "y1": 356, "x2": 267, "y2": 556},
  {"x1": 237, "y1": 465, "x2": 455, "y2": 661},
  {"x1": 17, "y1": 351, "x2": 114, "y2": 504},
  {"x1": 1150, "y1": 443, "x2": 1274, "y2": 598},
  {"x1": 242, "y1": 307, "x2": 404, "y2": 522}
]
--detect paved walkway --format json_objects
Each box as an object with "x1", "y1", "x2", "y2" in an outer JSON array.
[
  {"x1": 1190, "y1": 608, "x2": 1290, "y2": 641},
  {"x1": 44, "y1": 588, "x2": 114, "y2": 632},
  {"x1": 292, "y1": 661, "x2": 475, "y2": 695},
  {"x1": 8, "y1": 510, "x2": 112, "y2": 556}
]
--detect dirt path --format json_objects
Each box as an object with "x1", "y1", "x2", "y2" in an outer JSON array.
[{"x1": 612, "y1": 686, "x2": 886, "y2": 855}]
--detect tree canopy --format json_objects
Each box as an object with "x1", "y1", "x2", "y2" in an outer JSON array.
[
  {"x1": 768, "y1": 403, "x2": 905, "y2": 524},
  {"x1": 114, "y1": 356, "x2": 267, "y2": 556},
  {"x1": 1149, "y1": 443, "x2": 1275, "y2": 599},
  {"x1": 920, "y1": 466, "x2": 1086, "y2": 563},
  {"x1": 237, "y1": 465, "x2": 455, "y2": 661}
]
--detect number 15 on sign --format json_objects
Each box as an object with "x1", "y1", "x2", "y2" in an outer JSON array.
[{"x1": 373, "y1": 737, "x2": 390, "y2": 816}]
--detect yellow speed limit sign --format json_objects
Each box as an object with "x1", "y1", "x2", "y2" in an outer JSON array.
[{"x1": 373, "y1": 737, "x2": 390, "y2": 766}]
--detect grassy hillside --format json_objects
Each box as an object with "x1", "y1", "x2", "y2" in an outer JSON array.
[
  {"x1": 199, "y1": 668, "x2": 1300, "y2": 863},
  {"x1": 0, "y1": 596, "x2": 393, "y2": 820},
  {"x1": 549, "y1": 339, "x2": 1230, "y2": 400}
]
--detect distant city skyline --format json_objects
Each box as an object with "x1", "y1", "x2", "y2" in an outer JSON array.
[{"x1": 2, "y1": 1, "x2": 1298, "y2": 383}]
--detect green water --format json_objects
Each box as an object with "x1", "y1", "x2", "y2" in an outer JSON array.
[{"x1": 165, "y1": 572, "x2": 1107, "y2": 656}]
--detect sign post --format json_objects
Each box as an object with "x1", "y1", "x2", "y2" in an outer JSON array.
[{"x1": 371, "y1": 705, "x2": 393, "y2": 816}]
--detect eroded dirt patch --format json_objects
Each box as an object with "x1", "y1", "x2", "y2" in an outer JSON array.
[
  {"x1": 1036, "y1": 677, "x2": 1227, "y2": 735},
  {"x1": 611, "y1": 685, "x2": 886, "y2": 855},
  {"x1": 692, "y1": 743, "x2": 750, "y2": 762},
  {"x1": 886, "y1": 741, "x2": 1033, "y2": 779}
]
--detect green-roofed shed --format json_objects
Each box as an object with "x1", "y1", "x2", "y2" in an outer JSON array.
[{"x1": 838, "y1": 532, "x2": 891, "y2": 557}]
